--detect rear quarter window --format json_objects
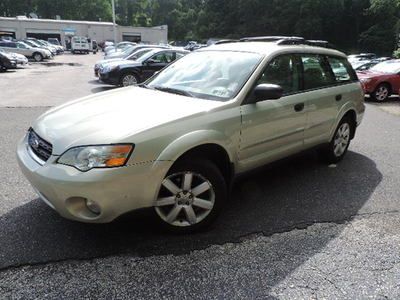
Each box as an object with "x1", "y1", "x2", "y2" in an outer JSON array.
[{"x1": 327, "y1": 56, "x2": 358, "y2": 83}]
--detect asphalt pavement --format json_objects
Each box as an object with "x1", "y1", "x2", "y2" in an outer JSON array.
[{"x1": 0, "y1": 55, "x2": 399, "y2": 299}]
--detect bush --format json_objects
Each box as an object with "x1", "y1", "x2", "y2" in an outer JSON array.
[{"x1": 393, "y1": 49, "x2": 400, "y2": 58}]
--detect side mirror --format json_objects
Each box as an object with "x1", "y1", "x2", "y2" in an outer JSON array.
[{"x1": 249, "y1": 84, "x2": 283, "y2": 104}]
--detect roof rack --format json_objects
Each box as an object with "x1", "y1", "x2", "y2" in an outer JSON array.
[
  {"x1": 305, "y1": 40, "x2": 329, "y2": 47},
  {"x1": 213, "y1": 39, "x2": 240, "y2": 45},
  {"x1": 240, "y1": 36, "x2": 304, "y2": 42},
  {"x1": 239, "y1": 36, "x2": 335, "y2": 49}
]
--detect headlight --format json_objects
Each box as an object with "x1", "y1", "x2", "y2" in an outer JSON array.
[
  {"x1": 360, "y1": 78, "x2": 372, "y2": 83},
  {"x1": 104, "y1": 65, "x2": 118, "y2": 73},
  {"x1": 57, "y1": 144, "x2": 134, "y2": 171}
]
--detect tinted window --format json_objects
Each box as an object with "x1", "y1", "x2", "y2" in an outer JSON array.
[
  {"x1": 301, "y1": 55, "x2": 335, "y2": 90},
  {"x1": 1, "y1": 42, "x2": 16, "y2": 48},
  {"x1": 17, "y1": 43, "x2": 27, "y2": 49},
  {"x1": 150, "y1": 52, "x2": 174, "y2": 63},
  {"x1": 327, "y1": 56, "x2": 356, "y2": 82},
  {"x1": 257, "y1": 55, "x2": 301, "y2": 94}
]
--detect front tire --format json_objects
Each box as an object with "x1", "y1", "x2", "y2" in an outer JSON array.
[
  {"x1": 320, "y1": 116, "x2": 354, "y2": 164},
  {"x1": 371, "y1": 83, "x2": 390, "y2": 102},
  {"x1": 154, "y1": 159, "x2": 227, "y2": 233},
  {"x1": 120, "y1": 73, "x2": 139, "y2": 87},
  {"x1": 33, "y1": 52, "x2": 43, "y2": 62}
]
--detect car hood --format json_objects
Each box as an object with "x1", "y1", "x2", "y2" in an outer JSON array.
[
  {"x1": 107, "y1": 60, "x2": 140, "y2": 68},
  {"x1": 356, "y1": 70, "x2": 392, "y2": 80},
  {"x1": 33, "y1": 87, "x2": 225, "y2": 154},
  {"x1": 105, "y1": 52, "x2": 125, "y2": 59},
  {"x1": 0, "y1": 52, "x2": 14, "y2": 60},
  {"x1": 96, "y1": 58, "x2": 125, "y2": 65},
  {"x1": 11, "y1": 53, "x2": 27, "y2": 60}
]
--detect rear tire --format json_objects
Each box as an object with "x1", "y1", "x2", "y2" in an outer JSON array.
[
  {"x1": 154, "y1": 159, "x2": 227, "y2": 233},
  {"x1": 319, "y1": 116, "x2": 354, "y2": 164},
  {"x1": 371, "y1": 83, "x2": 390, "y2": 102}
]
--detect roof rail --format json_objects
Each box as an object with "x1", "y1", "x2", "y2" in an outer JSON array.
[
  {"x1": 306, "y1": 40, "x2": 329, "y2": 47},
  {"x1": 276, "y1": 37, "x2": 306, "y2": 45},
  {"x1": 214, "y1": 39, "x2": 240, "y2": 45},
  {"x1": 227, "y1": 35, "x2": 336, "y2": 49},
  {"x1": 240, "y1": 36, "x2": 304, "y2": 42}
]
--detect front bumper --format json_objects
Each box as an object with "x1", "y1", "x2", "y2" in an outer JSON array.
[
  {"x1": 99, "y1": 71, "x2": 119, "y2": 85},
  {"x1": 17, "y1": 135, "x2": 173, "y2": 223}
]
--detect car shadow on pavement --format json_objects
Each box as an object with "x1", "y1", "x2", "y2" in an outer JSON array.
[
  {"x1": 0, "y1": 150, "x2": 381, "y2": 291},
  {"x1": 91, "y1": 86, "x2": 117, "y2": 93}
]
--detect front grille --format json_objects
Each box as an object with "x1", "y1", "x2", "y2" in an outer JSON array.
[{"x1": 28, "y1": 129, "x2": 53, "y2": 162}]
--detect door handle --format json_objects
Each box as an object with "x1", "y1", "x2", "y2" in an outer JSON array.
[
  {"x1": 335, "y1": 94, "x2": 342, "y2": 101},
  {"x1": 294, "y1": 103, "x2": 305, "y2": 112}
]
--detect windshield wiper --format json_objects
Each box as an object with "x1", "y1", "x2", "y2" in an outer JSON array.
[{"x1": 152, "y1": 86, "x2": 194, "y2": 98}]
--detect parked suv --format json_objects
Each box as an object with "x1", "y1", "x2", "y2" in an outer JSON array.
[
  {"x1": 0, "y1": 41, "x2": 50, "y2": 61},
  {"x1": 17, "y1": 37, "x2": 364, "y2": 232}
]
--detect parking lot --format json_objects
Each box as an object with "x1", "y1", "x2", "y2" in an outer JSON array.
[{"x1": 1, "y1": 54, "x2": 400, "y2": 298}]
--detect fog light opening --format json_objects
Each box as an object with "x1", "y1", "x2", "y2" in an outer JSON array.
[{"x1": 85, "y1": 199, "x2": 101, "y2": 216}]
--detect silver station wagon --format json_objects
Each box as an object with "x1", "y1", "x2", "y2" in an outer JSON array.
[{"x1": 17, "y1": 37, "x2": 365, "y2": 232}]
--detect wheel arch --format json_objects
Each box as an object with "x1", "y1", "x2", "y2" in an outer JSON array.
[
  {"x1": 32, "y1": 51, "x2": 42, "y2": 58},
  {"x1": 376, "y1": 81, "x2": 392, "y2": 94},
  {"x1": 119, "y1": 68, "x2": 140, "y2": 83},
  {"x1": 342, "y1": 109, "x2": 357, "y2": 139},
  {"x1": 156, "y1": 130, "x2": 235, "y2": 185},
  {"x1": 329, "y1": 107, "x2": 358, "y2": 141}
]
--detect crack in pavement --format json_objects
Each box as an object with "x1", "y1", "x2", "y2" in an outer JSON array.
[{"x1": 1, "y1": 209, "x2": 398, "y2": 273}]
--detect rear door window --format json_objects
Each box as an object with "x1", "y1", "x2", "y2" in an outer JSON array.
[{"x1": 301, "y1": 54, "x2": 336, "y2": 90}]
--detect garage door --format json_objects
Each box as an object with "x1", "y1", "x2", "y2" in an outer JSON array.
[{"x1": 26, "y1": 32, "x2": 61, "y2": 42}]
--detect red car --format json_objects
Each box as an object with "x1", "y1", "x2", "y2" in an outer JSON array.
[{"x1": 357, "y1": 59, "x2": 400, "y2": 101}]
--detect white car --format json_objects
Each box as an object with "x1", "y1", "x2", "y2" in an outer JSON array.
[
  {"x1": 0, "y1": 41, "x2": 50, "y2": 62},
  {"x1": 0, "y1": 48, "x2": 28, "y2": 65},
  {"x1": 18, "y1": 37, "x2": 365, "y2": 232}
]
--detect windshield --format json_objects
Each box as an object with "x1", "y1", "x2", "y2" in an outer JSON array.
[
  {"x1": 122, "y1": 45, "x2": 135, "y2": 54},
  {"x1": 25, "y1": 40, "x2": 38, "y2": 47},
  {"x1": 127, "y1": 48, "x2": 153, "y2": 60},
  {"x1": 135, "y1": 49, "x2": 161, "y2": 63},
  {"x1": 146, "y1": 50, "x2": 262, "y2": 101},
  {"x1": 370, "y1": 60, "x2": 400, "y2": 74},
  {"x1": 18, "y1": 42, "x2": 30, "y2": 49}
]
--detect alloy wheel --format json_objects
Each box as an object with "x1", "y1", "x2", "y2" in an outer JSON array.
[
  {"x1": 375, "y1": 86, "x2": 389, "y2": 101},
  {"x1": 333, "y1": 123, "x2": 350, "y2": 157},
  {"x1": 155, "y1": 172, "x2": 215, "y2": 227},
  {"x1": 34, "y1": 53, "x2": 42, "y2": 62},
  {"x1": 122, "y1": 74, "x2": 137, "y2": 86}
]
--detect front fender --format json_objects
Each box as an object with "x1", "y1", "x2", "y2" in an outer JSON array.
[{"x1": 156, "y1": 129, "x2": 235, "y2": 163}]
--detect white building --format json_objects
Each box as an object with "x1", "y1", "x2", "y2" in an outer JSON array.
[{"x1": 0, "y1": 16, "x2": 168, "y2": 46}]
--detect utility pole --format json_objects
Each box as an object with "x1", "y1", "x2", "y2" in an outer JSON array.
[{"x1": 111, "y1": 0, "x2": 117, "y2": 43}]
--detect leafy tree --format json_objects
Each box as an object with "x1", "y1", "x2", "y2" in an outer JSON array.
[{"x1": 1, "y1": 0, "x2": 400, "y2": 54}]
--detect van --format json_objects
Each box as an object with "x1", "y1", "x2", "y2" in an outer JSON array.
[{"x1": 71, "y1": 36, "x2": 90, "y2": 54}]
